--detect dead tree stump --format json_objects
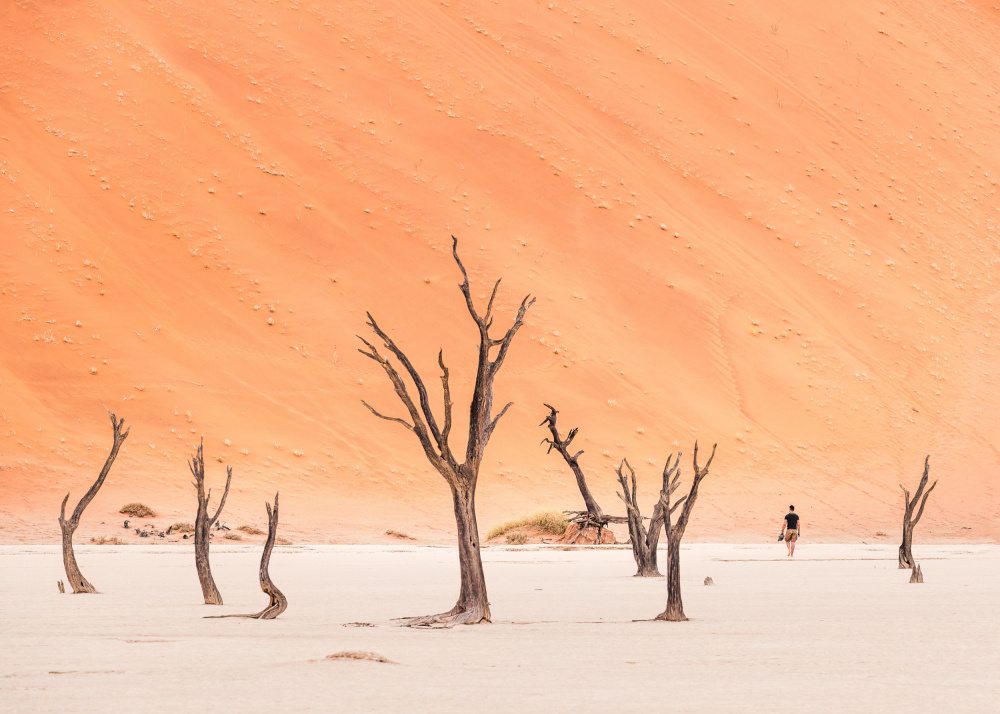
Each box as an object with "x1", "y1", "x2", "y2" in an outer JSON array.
[
  {"x1": 206, "y1": 493, "x2": 287, "y2": 620},
  {"x1": 909, "y1": 563, "x2": 924, "y2": 583},
  {"x1": 190, "y1": 439, "x2": 233, "y2": 604},
  {"x1": 655, "y1": 442, "x2": 717, "y2": 622},
  {"x1": 615, "y1": 453, "x2": 680, "y2": 577},
  {"x1": 359, "y1": 236, "x2": 534, "y2": 627},
  {"x1": 58, "y1": 412, "x2": 129, "y2": 594},
  {"x1": 898, "y1": 456, "x2": 937, "y2": 569}
]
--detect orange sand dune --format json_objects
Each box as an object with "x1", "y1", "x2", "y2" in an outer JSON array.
[{"x1": 2, "y1": 1, "x2": 998, "y2": 544}]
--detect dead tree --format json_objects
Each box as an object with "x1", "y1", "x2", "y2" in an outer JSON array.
[
  {"x1": 656, "y1": 441, "x2": 717, "y2": 622},
  {"x1": 58, "y1": 412, "x2": 129, "y2": 593},
  {"x1": 189, "y1": 439, "x2": 232, "y2": 605},
  {"x1": 616, "y1": 453, "x2": 680, "y2": 577},
  {"x1": 207, "y1": 493, "x2": 287, "y2": 619},
  {"x1": 909, "y1": 563, "x2": 924, "y2": 583},
  {"x1": 359, "y1": 236, "x2": 534, "y2": 626},
  {"x1": 898, "y1": 455, "x2": 937, "y2": 569},
  {"x1": 540, "y1": 404, "x2": 614, "y2": 542}
]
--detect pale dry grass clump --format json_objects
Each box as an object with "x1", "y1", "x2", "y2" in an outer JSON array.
[
  {"x1": 276, "y1": 536, "x2": 293, "y2": 545},
  {"x1": 170, "y1": 522, "x2": 194, "y2": 533},
  {"x1": 505, "y1": 530, "x2": 528, "y2": 545},
  {"x1": 90, "y1": 536, "x2": 127, "y2": 545},
  {"x1": 487, "y1": 510, "x2": 567, "y2": 540},
  {"x1": 385, "y1": 529, "x2": 415, "y2": 540},
  {"x1": 223, "y1": 532, "x2": 242, "y2": 540},
  {"x1": 238, "y1": 524, "x2": 265, "y2": 535},
  {"x1": 119, "y1": 502, "x2": 155, "y2": 518},
  {"x1": 325, "y1": 651, "x2": 396, "y2": 664}
]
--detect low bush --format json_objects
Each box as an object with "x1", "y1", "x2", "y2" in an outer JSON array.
[
  {"x1": 486, "y1": 510, "x2": 567, "y2": 540},
  {"x1": 119, "y1": 503, "x2": 155, "y2": 518}
]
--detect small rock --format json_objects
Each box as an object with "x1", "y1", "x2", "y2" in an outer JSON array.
[{"x1": 704, "y1": 576, "x2": 714, "y2": 586}]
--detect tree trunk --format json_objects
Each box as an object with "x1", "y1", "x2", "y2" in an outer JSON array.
[
  {"x1": 57, "y1": 412, "x2": 129, "y2": 594},
  {"x1": 60, "y1": 517, "x2": 96, "y2": 594},
  {"x1": 909, "y1": 563, "x2": 923, "y2": 583},
  {"x1": 194, "y1": 516, "x2": 222, "y2": 604},
  {"x1": 657, "y1": 539, "x2": 687, "y2": 621},
  {"x1": 898, "y1": 456, "x2": 937, "y2": 570},
  {"x1": 189, "y1": 440, "x2": 232, "y2": 604},
  {"x1": 898, "y1": 527, "x2": 914, "y2": 569},
  {"x1": 416, "y1": 481, "x2": 490, "y2": 625},
  {"x1": 252, "y1": 493, "x2": 288, "y2": 619}
]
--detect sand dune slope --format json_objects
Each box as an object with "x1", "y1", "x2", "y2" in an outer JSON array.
[{"x1": 1, "y1": 1, "x2": 999, "y2": 542}]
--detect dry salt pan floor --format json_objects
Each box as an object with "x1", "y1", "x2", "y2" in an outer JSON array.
[{"x1": 1, "y1": 543, "x2": 997, "y2": 713}]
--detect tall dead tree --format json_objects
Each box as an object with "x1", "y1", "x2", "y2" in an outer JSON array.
[
  {"x1": 359, "y1": 236, "x2": 534, "y2": 626},
  {"x1": 207, "y1": 493, "x2": 288, "y2": 620},
  {"x1": 190, "y1": 439, "x2": 232, "y2": 605},
  {"x1": 58, "y1": 412, "x2": 129, "y2": 593},
  {"x1": 898, "y1": 455, "x2": 937, "y2": 569},
  {"x1": 540, "y1": 404, "x2": 612, "y2": 542},
  {"x1": 656, "y1": 441, "x2": 716, "y2": 622},
  {"x1": 616, "y1": 453, "x2": 680, "y2": 577}
]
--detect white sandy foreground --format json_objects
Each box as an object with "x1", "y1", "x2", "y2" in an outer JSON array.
[{"x1": 1, "y1": 543, "x2": 997, "y2": 713}]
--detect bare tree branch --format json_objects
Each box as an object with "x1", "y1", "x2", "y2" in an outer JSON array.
[{"x1": 361, "y1": 400, "x2": 414, "y2": 431}]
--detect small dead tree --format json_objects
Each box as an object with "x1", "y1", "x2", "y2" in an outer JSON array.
[
  {"x1": 359, "y1": 236, "x2": 534, "y2": 626},
  {"x1": 656, "y1": 441, "x2": 717, "y2": 622},
  {"x1": 616, "y1": 453, "x2": 680, "y2": 577},
  {"x1": 58, "y1": 412, "x2": 129, "y2": 594},
  {"x1": 189, "y1": 439, "x2": 232, "y2": 605},
  {"x1": 540, "y1": 404, "x2": 612, "y2": 542},
  {"x1": 207, "y1": 493, "x2": 288, "y2": 620},
  {"x1": 898, "y1": 455, "x2": 937, "y2": 569}
]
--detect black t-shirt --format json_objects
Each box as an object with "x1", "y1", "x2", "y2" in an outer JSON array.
[{"x1": 784, "y1": 512, "x2": 800, "y2": 530}]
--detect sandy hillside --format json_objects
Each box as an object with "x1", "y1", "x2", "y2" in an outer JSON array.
[{"x1": 1, "y1": 1, "x2": 999, "y2": 543}]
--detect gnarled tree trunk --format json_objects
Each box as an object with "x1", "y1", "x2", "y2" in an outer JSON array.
[
  {"x1": 616, "y1": 453, "x2": 679, "y2": 577},
  {"x1": 656, "y1": 442, "x2": 716, "y2": 622},
  {"x1": 58, "y1": 412, "x2": 130, "y2": 593},
  {"x1": 359, "y1": 236, "x2": 533, "y2": 627},
  {"x1": 207, "y1": 492, "x2": 288, "y2": 620},
  {"x1": 190, "y1": 439, "x2": 233, "y2": 604},
  {"x1": 899, "y1": 456, "x2": 937, "y2": 569}
]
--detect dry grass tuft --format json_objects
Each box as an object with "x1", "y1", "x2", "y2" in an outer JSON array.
[
  {"x1": 385, "y1": 529, "x2": 415, "y2": 540},
  {"x1": 223, "y1": 532, "x2": 242, "y2": 541},
  {"x1": 487, "y1": 510, "x2": 567, "y2": 540},
  {"x1": 170, "y1": 522, "x2": 194, "y2": 533},
  {"x1": 276, "y1": 536, "x2": 293, "y2": 545},
  {"x1": 238, "y1": 525, "x2": 265, "y2": 535},
  {"x1": 325, "y1": 651, "x2": 396, "y2": 664},
  {"x1": 505, "y1": 530, "x2": 528, "y2": 545},
  {"x1": 90, "y1": 536, "x2": 127, "y2": 545},
  {"x1": 119, "y1": 502, "x2": 155, "y2": 518}
]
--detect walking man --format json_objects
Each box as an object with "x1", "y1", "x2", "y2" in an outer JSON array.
[{"x1": 781, "y1": 505, "x2": 801, "y2": 557}]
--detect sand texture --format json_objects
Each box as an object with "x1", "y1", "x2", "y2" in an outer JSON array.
[
  {"x1": 3, "y1": 1, "x2": 1000, "y2": 542},
  {"x1": 1, "y1": 544, "x2": 997, "y2": 712}
]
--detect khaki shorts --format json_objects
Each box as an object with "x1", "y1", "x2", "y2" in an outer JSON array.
[{"x1": 784, "y1": 529, "x2": 798, "y2": 542}]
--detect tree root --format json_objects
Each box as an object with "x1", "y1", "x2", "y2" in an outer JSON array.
[{"x1": 401, "y1": 602, "x2": 491, "y2": 628}]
